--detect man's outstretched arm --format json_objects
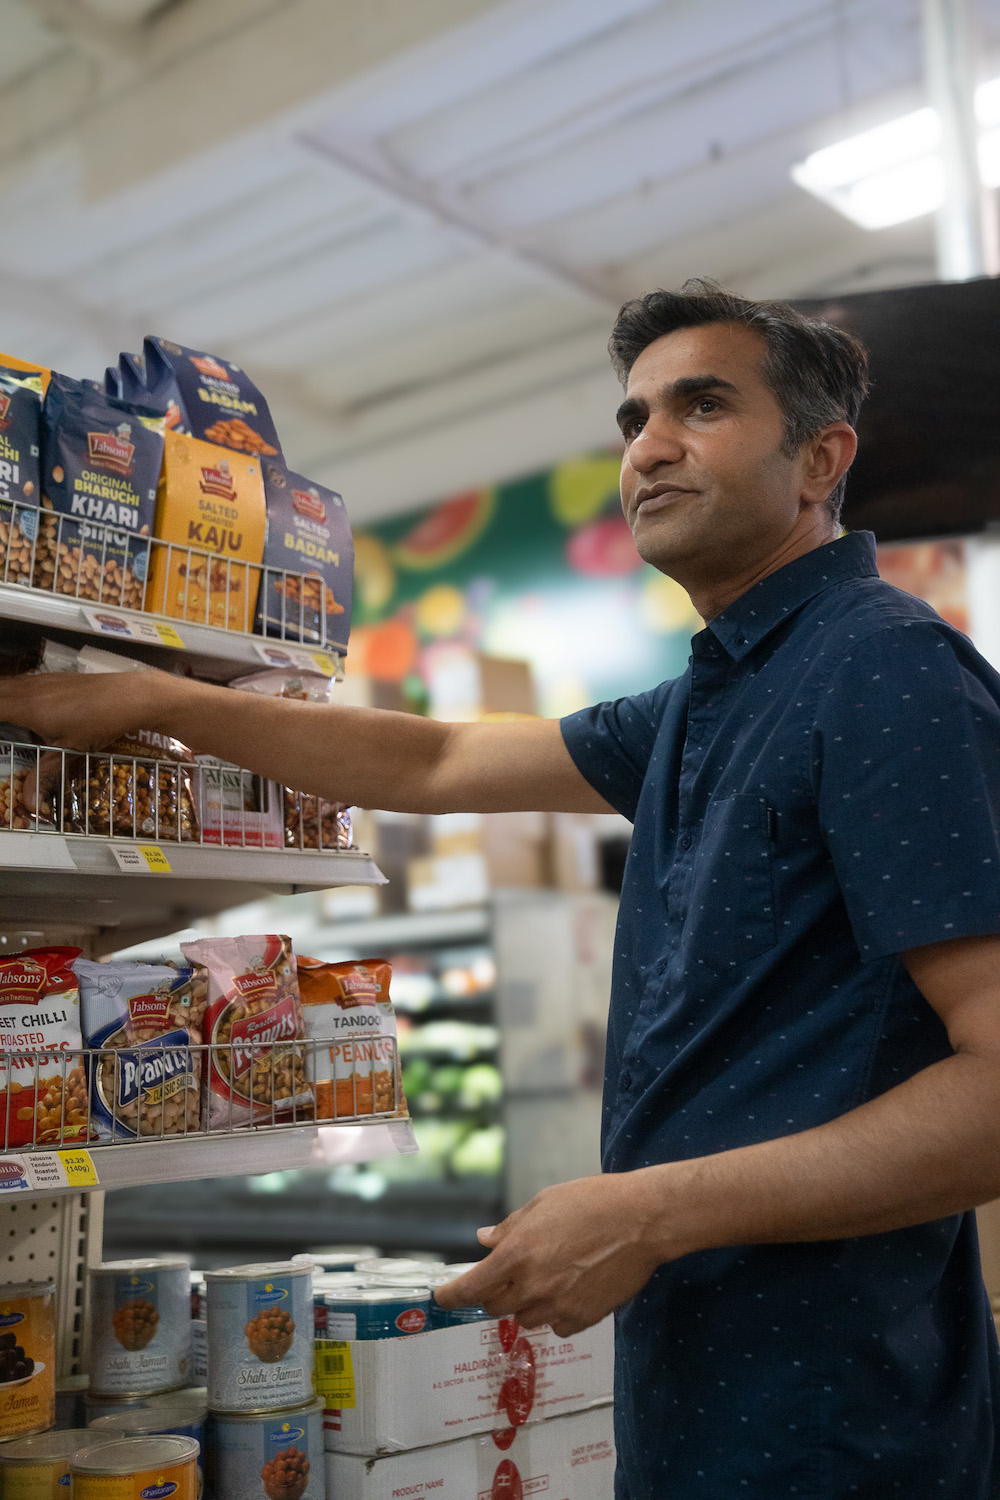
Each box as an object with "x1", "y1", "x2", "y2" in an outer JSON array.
[
  {"x1": 436, "y1": 931, "x2": 1000, "y2": 1335},
  {"x1": 0, "y1": 668, "x2": 613, "y2": 816}
]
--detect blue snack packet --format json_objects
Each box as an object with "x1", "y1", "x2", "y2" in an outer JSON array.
[
  {"x1": 37, "y1": 372, "x2": 166, "y2": 609},
  {"x1": 0, "y1": 366, "x2": 43, "y2": 587},
  {"x1": 143, "y1": 336, "x2": 282, "y2": 458},
  {"x1": 255, "y1": 457, "x2": 353, "y2": 648}
]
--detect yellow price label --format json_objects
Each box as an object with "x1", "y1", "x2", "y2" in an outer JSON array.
[
  {"x1": 309, "y1": 652, "x2": 338, "y2": 678},
  {"x1": 153, "y1": 623, "x2": 186, "y2": 649},
  {"x1": 57, "y1": 1150, "x2": 99, "y2": 1187},
  {"x1": 137, "y1": 845, "x2": 172, "y2": 874},
  {"x1": 314, "y1": 1340, "x2": 355, "y2": 1407}
]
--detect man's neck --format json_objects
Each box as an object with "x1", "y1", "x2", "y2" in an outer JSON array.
[{"x1": 686, "y1": 525, "x2": 841, "y2": 623}]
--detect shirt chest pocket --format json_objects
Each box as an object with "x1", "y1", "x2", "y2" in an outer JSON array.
[{"x1": 684, "y1": 794, "x2": 777, "y2": 973}]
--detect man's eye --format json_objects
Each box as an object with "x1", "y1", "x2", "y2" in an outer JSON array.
[
  {"x1": 695, "y1": 398, "x2": 718, "y2": 414},
  {"x1": 621, "y1": 418, "x2": 645, "y2": 440}
]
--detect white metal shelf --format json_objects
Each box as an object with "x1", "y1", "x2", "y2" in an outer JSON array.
[
  {"x1": 0, "y1": 582, "x2": 345, "y2": 683},
  {"x1": 310, "y1": 906, "x2": 490, "y2": 953},
  {"x1": 0, "y1": 833, "x2": 385, "y2": 951}
]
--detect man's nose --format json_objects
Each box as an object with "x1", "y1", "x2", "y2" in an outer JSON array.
[{"x1": 627, "y1": 415, "x2": 685, "y2": 471}]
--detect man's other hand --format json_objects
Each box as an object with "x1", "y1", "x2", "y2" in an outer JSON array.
[{"x1": 433, "y1": 1173, "x2": 664, "y2": 1338}]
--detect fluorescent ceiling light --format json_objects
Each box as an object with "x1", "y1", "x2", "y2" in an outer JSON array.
[{"x1": 792, "y1": 78, "x2": 1000, "y2": 229}]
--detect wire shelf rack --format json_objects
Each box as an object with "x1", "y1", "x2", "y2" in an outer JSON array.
[
  {"x1": 0, "y1": 738, "x2": 351, "y2": 854},
  {"x1": 0, "y1": 1037, "x2": 402, "y2": 1152},
  {"x1": 0, "y1": 498, "x2": 346, "y2": 648}
]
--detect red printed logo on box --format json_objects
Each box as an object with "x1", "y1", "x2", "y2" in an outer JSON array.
[
  {"x1": 395, "y1": 1307, "x2": 427, "y2": 1334},
  {"x1": 491, "y1": 1459, "x2": 523, "y2": 1500}
]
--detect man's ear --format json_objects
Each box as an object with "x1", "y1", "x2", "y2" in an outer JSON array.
[{"x1": 800, "y1": 422, "x2": 858, "y2": 508}]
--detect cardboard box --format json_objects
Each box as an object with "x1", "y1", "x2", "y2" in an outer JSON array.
[
  {"x1": 425, "y1": 646, "x2": 537, "y2": 721},
  {"x1": 325, "y1": 1402, "x2": 615, "y2": 1500},
  {"x1": 195, "y1": 757, "x2": 283, "y2": 847},
  {"x1": 321, "y1": 1315, "x2": 613, "y2": 1456}
]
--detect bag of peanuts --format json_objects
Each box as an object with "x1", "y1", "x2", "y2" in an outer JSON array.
[
  {"x1": 145, "y1": 430, "x2": 266, "y2": 631},
  {"x1": 142, "y1": 336, "x2": 282, "y2": 457},
  {"x1": 0, "y1": 946, "x2": 92, "y2": 1148},
  {"x1": 63, "y1": 729, "x2": 200, "y2": 842},
  {"x1": 254, "y1": 458, "x2": 352, "y2": 648},
  {"x1": 297, "y1": 957, "x2": 408, "y2": 1122},
  {"x1": 75, "y1": 959, "x2": 207, "y2": 1141},
  {"x1": 181, "y1": 934, "x2": 313, "y2": 1129},
  {"x1": 0, "y1": 366, "x2": 43, "y2": 590},
  {"x1": 35, "y1": 373, "x2": 166, "y2": 610},
  {"x1": 227, "y1": 670, "x2": 353, "y2": 850}
]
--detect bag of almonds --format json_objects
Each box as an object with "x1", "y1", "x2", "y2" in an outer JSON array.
[{"x1": 75, "y1": 959, "x2": 207, "y2": 1141}]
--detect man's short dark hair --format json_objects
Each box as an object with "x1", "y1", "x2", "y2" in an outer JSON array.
[{"x1": 608, "y1": 279, "x2": 870, "y2": 522}]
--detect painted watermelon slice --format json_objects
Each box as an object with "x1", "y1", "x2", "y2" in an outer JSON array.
[{"x1": 393, "y1": 489, "x2": 495, "y2": 570}]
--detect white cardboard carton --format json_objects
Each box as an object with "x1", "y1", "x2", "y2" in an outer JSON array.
[
  {"x1": 326, "y1": 1401, "x2": 615, "y2": 1500},
  {"x1": 322, "y1": 1316, "x2": 614, "y2": 1455}
]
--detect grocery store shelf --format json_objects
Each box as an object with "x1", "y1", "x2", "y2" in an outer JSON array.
[
  {"x1": 0, "y1": 833, "x2": 385, "y2": 950},
  {"x1": 310, "y1": 906, "x2": 490, "y2": 953},
  {"x1": 0, "y1": 1127, "x2": 328, "y2": 1199},
  {"x1": 0, "y1": 582, "x2": 345, "y2": 683}
]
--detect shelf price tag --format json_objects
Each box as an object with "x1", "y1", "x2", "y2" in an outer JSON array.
[
  {"x1": 110, "y1": 844, "x2": 172, "y2": 874},
  {"x1": 82, "y1": 607, "x2": 186, "y2": 650},
  {"x1": 56, "y1": 1150, "x2": 99, "y2": 1188},
  {"x1": 252, "y1": 641, "x2": 342, "y2": 678},
  {"x1": 314, "y1": 1340, "x2": 356, "y2": 1408}
]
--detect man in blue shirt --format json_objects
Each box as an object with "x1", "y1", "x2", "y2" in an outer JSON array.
[{"x1": 5, "y1": 284, "x2": 1000, "y2": 1497}]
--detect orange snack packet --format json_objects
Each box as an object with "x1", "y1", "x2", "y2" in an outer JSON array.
[
  {"x1": 146, "y1": 430, "x2": 265, "y2": 631},
  {"x1": 297, "y1": 957, "x2": 403, "y2": 1120}
]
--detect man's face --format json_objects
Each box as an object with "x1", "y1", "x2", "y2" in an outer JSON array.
[{"x1": 617, "y1": 321, "x2": 813, "y2": 581}]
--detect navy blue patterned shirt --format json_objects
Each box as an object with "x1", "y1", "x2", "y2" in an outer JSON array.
[{"x1": 561, "y1": 531, "x2": 1000, "y2": 1499}]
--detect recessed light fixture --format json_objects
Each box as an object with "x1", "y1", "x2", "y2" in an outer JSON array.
[{"x1": 791, "y1": 80, "x2": 1000, "y2": 229}]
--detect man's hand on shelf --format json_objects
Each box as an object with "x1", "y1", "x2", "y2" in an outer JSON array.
[
  {"x1": 433, "y1": 1171, "x2": 665, "y2": 1338},
  {"x1": 0, "y1": 669, "x2": 178, "y2": 751}
]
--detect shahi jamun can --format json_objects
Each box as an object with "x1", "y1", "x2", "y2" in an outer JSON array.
[
  {"x1": 89, "y1": 1260, "x2": 191, "y2": 1398},
  {"x1": 206, "y1": 1398, "x2": 324, "y2": 1500},
  {"x1": 205, "y1": 1262, "x2": 313, "y2": 1414},
  {"x1": 70, "y1": 1434, "x2": 199, "y2": 1499},
  {"x1": 0, "y1": 1281, "x2": 55, "y2": 1443}
]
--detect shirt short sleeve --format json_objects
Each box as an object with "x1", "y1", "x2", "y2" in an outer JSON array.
[
  {"x1": 812, "y1": 621, "x2": 1000, "y2": 960},
  {"x1": 560, "y1": 682, "x2": 671, "y2": 823}
]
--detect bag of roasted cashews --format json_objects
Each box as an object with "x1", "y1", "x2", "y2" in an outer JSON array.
[
  {"x1": 75, "y1": 960, "x2": 207, "y2": 1141},
  {"x1": 0, "y1": 947, "x2": 91, "y2": 1148},
  {"x1": 182, "y1": 934, "x2": 313, "y2": 1129}
]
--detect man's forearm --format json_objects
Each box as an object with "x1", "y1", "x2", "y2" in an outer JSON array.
[{"x1": 644, "y1": 1048, "x2": 1000, "y2": 1261}]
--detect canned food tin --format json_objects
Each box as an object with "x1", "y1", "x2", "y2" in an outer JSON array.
[
  {"x1": 0, "y1": 1281, "x2": 55, "y2": 1443},
  {"x1": 89, "y1": 1260, "x2": 191, "y2": 1397},
  {"x1": 353, "y1": 1258, "x2": 443, "y2": 1278},
  {"x1": 88, "y1": 1406, "x2": 206, "y2": 1488},
  {"x1": 85, "y1": 1392, "x2": 150, "y2": 1425},
  {"x1": 291, "y1": 1248, "x2": 377, "y2": 1274},
  {"x1": 54, "y1": 1372, "x2": 89, "y2": 1431},
  {"x1": 311, "y1": 1275, "x2": 368, "y2": 1338},
  {"x1": 427, "y1": 1271, "x2": 489, "y2": 1329},
  {"x1": 205, "y1": 1263, "x2": 313, "y2": 1413},
  {"x1": 206, "y1": 1398, "x2": 324, "y2": 1500},
  {"x1": 0, "y1": 1428, "x2": 112, "y2": 1499},
  {"x1": 147, "y1": 1388, "x2": 207, "y2": 1413},
  {"x1": 70, "y1": 1435, "x2": 199, "y2": 1498},
  {"x1": 324, "y1": 1287, "x2": 430, "y2": 1340}
]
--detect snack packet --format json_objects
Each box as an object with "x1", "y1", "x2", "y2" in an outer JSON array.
[
  {"x1": 63, "y1": 729, "x2": 200, "y2": 842},
  {"x1": 0, "y1": 946, "x2": 91, "y2": 1148},
  {"x1": 195, "y1": 756, "x2": 283, "y2": 848},
  {"x1": 75, "y1": 959, "x2": 207, "y2": 1141},
  {"x1": 0, "y1": 367, "x2": 43, "y2": 587},
  {"x1": 143, "y1": 337, "x2": 281, "y2": 456},
  {"x1": 296, "y1": 957, "x2": 405, "y2": 1120},
  {"x1": 145, "y1": 430, "x2": 266, "y2": 630},
  {"x1": 255, "y1": 459, "x2": 352, "y2": 648},
  {"x1": 35, "y1": 373, "x2": 166, "y2": 609},
  {"x1": 0, "y1": 729, "x2": 58, "y2": 832},
  {"x1": 181, "y1": 934, "x2": 312, "y2": 1129}
]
